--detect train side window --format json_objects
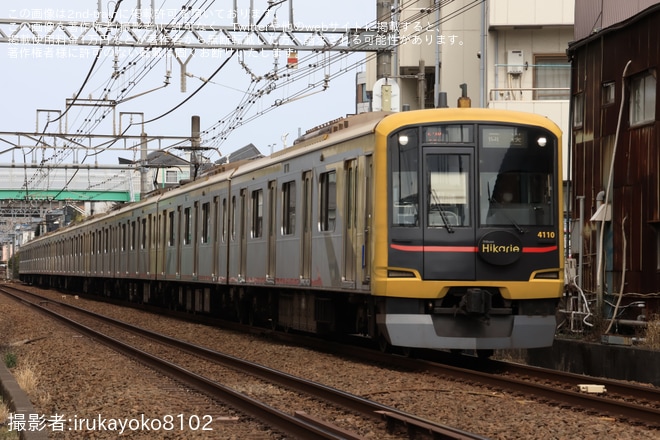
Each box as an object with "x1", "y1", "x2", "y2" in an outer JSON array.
[
  {"x1": 183, "y1": 207, "x2": 192, "y2": 245},
  {"x1": 319, "y1": 171, "x2": 336, "y2": 232},
  {"x1": 231, "y1": 196, "x2": 237, "y2": 241},
  {"x1": 168, "y1": 211, "x2": 175, "y2": 246},
  {"x1": 141, "y1": 218, "x2": 147, "y2": 249},
  {"x1": 282, "y1": 180, "x2": 296, "y2": 235},
  {"x1": 131, "y1": 221, "x2": 136, "y2": 250},
  {"x1": 222, "y1": 198, "x2": 227, "y2": 243},
  {"x1": 149, "y1": 214, "x2": 155, "y2": 248},
  {"x1": 201, "y1": 202, "x2": 210, "y2": 244},
  {"x1": 121, "y1": 223, "x2": 127, "y2": 251},
  {"x1": 251, "y1": 189, "x2": 263, "y2": 238}
]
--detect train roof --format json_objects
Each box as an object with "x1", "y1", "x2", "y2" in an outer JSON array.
[
  {"x1": 152, "y1": 111, "x2": 390, "y2": 200},
  {"x1": 22, "y1": 108, "x2": 562, "y2": 245},
  {"x1": 374, "y1": 107, "x2": 562, "y2": 137}
]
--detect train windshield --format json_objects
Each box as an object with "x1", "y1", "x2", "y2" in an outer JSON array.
[
  {"x1": 390, "y1": 122, "x2": 557, "y2": 229},
  {"x1": 479, "y1": 125, "x2": 555, "y2": 227}
]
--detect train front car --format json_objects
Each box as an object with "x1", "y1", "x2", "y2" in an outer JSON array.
[{"x1": 372, "y1": 108, "x2": 563, "y2": 352}]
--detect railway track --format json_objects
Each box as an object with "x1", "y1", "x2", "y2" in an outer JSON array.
[
  {"x1": 243, "y1": 312, "x2": 660, "y2": 430},
  {"x1": 1, "y1": 284, "x2": 487, "y2": 440},
  {"x1": 418, "y1": 355, "x2": 660, "y2": 429},
  {"x1": 324, "y1": 341, "x2": 660, "y2": 430}
]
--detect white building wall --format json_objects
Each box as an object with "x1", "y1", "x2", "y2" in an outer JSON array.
[
  {"x1": 489, "y1": 0, "x2": 574, "y2": 26},
  {"x1": 438, "y1": 0, "x2": 483, "y2": 107},
  {"x1": 487, "y1": 27, "x2": 573, "y2": 101},
  {"x1": 361, "y1": 0, "x2": 574, "y2": 176}
]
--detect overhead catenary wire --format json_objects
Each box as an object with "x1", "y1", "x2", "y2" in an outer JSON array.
[
  {"x1": 202, "y1": 0, "x2": 480, "y2": 154},
  {"x1": 23, "y1": 0, "x2": 216, "y2": 200},
  {"x1": 28, "y1": 0, "x2": 455, "y2": 165},
  {"x1": 23, "y1": 0, "x2": 481, "y2": 196}
]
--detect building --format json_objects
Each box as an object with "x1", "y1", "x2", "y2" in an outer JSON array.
[
  {"x1": 358, "y1": 0, "x2": 573, "y2": 180},
  {"x1": 568, "y1": 1, "x2": 660, "y2": 316}
]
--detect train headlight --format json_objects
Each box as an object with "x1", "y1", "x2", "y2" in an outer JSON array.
[
  {"x1": 537, "y1": 136, "x2": 547, "y2": 147},
  {"x1": 398, "y1": 134, "x2": 409, "y2": 146}
]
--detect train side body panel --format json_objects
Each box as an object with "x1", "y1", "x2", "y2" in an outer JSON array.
[{"x1": 19, "y1": 109, "x2": 563, "y2": 352}]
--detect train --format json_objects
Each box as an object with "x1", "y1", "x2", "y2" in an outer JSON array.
[{"x1": 19, "y1": 107, "x2": 564, "y2": 355}]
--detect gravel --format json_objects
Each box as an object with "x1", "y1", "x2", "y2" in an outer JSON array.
[{"x1": 1, "y1": 281, "x2": 659, "y2": 439}]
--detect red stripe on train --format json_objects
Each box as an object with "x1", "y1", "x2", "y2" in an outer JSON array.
[{"x1": 390, "y1": 244, "x2": 557, "y2": 253}]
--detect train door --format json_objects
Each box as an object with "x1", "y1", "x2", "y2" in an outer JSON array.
[
  {"x1": 422, "y1": 148, "x2": 476, "y2": 280},
  {"x1": 343, "y1": 159, "x2": 358, "y2": 284},
  {"x1": 239, "y1": 189, "x2": 247, "y2": 279},
  {"x1": 301, "y1": 171, "x2": 312, "y2": 282},
  {"x1": 363, "y1": 155, "x2": 373, "y2": 286},
  {"x1": 267, "y1": 180, "x2": 277, "y2": 281}
]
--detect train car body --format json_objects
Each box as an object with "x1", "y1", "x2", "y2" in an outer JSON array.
[{"x1": 20, "y1": 108, "x2": 563, "y2": 352}]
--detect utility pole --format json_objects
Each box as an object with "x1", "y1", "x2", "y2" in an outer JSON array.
[
  {"x1": 376, "y1": 1, "x2": 393, "y2": 80},
  {"x1": 418, "y1": 59, "x2": 426, "y2": 109},
  {"x1": 190, "y1": 116, "x2": 201, "y2": 180},
  {"x1": 140, "y1": 131, "x2": 149, "y2": 199}
]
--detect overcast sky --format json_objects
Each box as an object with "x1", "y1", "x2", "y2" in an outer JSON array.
[{"x1": 0, "y1": 1, "x2": 376, "y2": 165}]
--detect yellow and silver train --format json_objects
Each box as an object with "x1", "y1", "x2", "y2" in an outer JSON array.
[{"x1": 20, "y1": 108, "x2": 563, "y2": 353}]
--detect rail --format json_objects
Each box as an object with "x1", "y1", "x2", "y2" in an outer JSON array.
[{"x1": 2, "y1": 285, "x2": 489, "y2": 440}]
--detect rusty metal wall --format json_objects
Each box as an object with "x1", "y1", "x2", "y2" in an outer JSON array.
[
  {"x1": 570, "y1": 7, "x2": 660, "y2": 303},
  {"x1": 574, "y1": 0, "x2": 660, "y2": 41}
]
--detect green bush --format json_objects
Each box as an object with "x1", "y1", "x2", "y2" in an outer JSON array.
[{"x1": 3, "y1": 352, "x2": 16, "y2": 369}]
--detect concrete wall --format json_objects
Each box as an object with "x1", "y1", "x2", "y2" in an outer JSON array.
[{"x1": 527, "y1": 339, "x2": 660, "y2": 386}]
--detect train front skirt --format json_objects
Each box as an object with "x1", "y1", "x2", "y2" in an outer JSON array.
[{"x1": 376, "y1": 312, "x2": 557, "y2": 350}]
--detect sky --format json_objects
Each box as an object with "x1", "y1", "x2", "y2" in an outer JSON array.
[{"x1": 0, "y1": 1, "x2": 377, "y2": 166}]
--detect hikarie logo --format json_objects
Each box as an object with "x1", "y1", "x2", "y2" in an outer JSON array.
[{"x1": 478, "y1": 231, "x2": 522, "y2": 265}]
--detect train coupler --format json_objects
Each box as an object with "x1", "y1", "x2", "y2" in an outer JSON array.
[{"x1": 458, "y1": 288, "x2": 492, "y2": 316}]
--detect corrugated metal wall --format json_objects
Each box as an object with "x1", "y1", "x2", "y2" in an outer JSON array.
[
  {"x1": 570, "y1": 6, "x2": 660, "y2": 302},
  {"x1": 574, "y1": 0, "x2": 660, "y2": 41}
]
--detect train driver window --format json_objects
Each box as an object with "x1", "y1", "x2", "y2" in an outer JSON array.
[{"x1": 391, "y1": 128, "x2": 419, "y2": 227}]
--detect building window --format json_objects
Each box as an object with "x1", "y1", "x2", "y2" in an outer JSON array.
[
  {"x1": 282, "y1": 181, "x2": 296, "y2": 235},
  {"x1": 533, "y1": 55, "x2": 570, "y2": 100},
  {"x1": 251, "y1": 189, "x2": 263, "y2": 238},
  {"x1": 572, "y1": 93, "x2": 584, "y2": 128},
  {"x1": 165, "y1": 170, "x2": 178, "y2": 184},
  {"x1": 602, "y1": 82, "x2": 615, "y2": 105},
  {"x1": 630, "y1": 71, "x2": 656, "y2": 126},
  {"x1": 319, "y1": 171, "x2": 337, "y2": 232}
]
